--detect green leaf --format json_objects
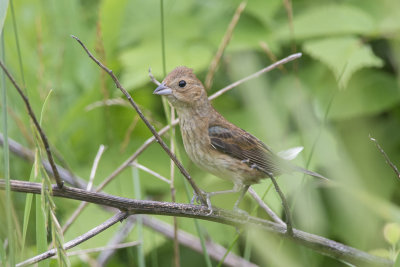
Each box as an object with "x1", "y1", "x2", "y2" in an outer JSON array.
[
  {"x1": 328, "y1": 69, "x2": 400, "y2": 119},
  {"x1": 275, "y1": 4, "x2": 375, "y2": 41},
  {"x1": 384, "y1": 223, "x2": 400, "y2": 246},
  {"x1": 0, "y1": 0, "x2": 9, "y2": 32},
  {"x1": 303, "y1": 36, "x2": 383, "y2": 88}
]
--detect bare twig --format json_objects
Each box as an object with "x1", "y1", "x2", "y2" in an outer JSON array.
[
  {"x1": 88, "y1": 144, "x2": 106, "y2": 190},
  {"x1": 1, "y1": 179, "x2": 392, "y2": 267},
  {"x1": 62, "y1": 145, "x2": 106, "y2": 233},
  {"x1": 0, "y1": 60, "x2": 64, "y2": 188},
  {"x1": 97, "y1": 219, "x2": 137, "y2": 266},
  {"x1": 131, "y1": 161, "x2": 171, "y2": 184},
  {"x1": 71, "y1": 35, "x2": 207, "y2": 205},
  {"x1": 64, "y1": 241, "x2": 140, "y2": 257},
  {"x1": 205, "y1": 2, "x2": 246, "y2": 90},
  {"x1": 17, "y1": 211, "x2": 128, "y2": 267},
  {"x1": 248, "y1": 187, "x2": 285, "y2": 225},
  {"x1": 208, "y1": 53, "x2": 302, "y2": 100},
  {"x1": 370, "y1": 135, "x2": 400, "y2": 180}
]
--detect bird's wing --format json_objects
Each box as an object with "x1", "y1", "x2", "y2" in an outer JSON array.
[{"x1": 208, "y1": 125, "x2": 284, "y2": 175}]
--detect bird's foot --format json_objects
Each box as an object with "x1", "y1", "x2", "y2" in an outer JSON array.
[{"x1": 191, "y1": 190, "x2": 213, "y2": 215}]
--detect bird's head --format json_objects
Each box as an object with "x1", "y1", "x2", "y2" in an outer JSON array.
[{"x1": 153, "y1": 66, "x2": 208, "y2": 108}]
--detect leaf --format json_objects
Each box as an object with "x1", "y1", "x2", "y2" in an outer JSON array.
[
  {"x1": 303, "y1": 36, "x2": 383, "y2": 88},
  {"x1": 327, "y1": 69, "x2": 400, "y2": 119},
  {"x1": 384, "y1": 223, "x2": 400, "y2": 246},
  {"x1": 0, "y1": 0, "x2": 9, "y2": 32},
  {"x1": 275, "y1": 4, "x2": 375, "y2": 41}
]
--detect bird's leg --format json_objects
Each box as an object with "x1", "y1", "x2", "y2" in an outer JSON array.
[
  {"x1": 266, "y1": 173, "x2": 294, "y2": 236},
  {"x1": 190, "y1": 184, "x2": 245, "y2": 215},
  {"x1": 233, "y1": 185, "x2": 250, "y2": 210}
]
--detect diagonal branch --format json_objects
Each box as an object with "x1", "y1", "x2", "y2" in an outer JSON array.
[
  {"x1": 71, "y1": 35, "x2": 206, "y2": 205},
  {"x1": 0, "y1": 179, "x2": 392, "y2": 267},
  {"x1": 0, "y1": 61, "x2": 64, "y2": 188}
]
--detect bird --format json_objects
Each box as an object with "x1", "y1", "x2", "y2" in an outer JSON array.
[{"x1": 153, "y1": 66, "x2": 327, "y2": 233}]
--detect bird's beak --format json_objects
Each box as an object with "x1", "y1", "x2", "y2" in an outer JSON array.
[{"x1": 153, "y1": 83, "x2": 172, "y2": 95}]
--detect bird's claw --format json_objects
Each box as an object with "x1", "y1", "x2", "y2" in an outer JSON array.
[{"x1": 191, "y1": 190, "x2": 213, "y2": 215}]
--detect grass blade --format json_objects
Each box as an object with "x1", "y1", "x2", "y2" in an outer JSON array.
[{"x1": 1, "y1": 27, "x2": 15, "y2": 267}]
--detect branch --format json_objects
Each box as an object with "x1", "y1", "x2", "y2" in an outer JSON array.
[
  {"x1": 17, "y1": 211, "x2": 128, "y2": 267},
  {"x1": 71, "y1": 35, "x2": 206, "y2": 206},
  {"x1": 1, "y1": 137, "x2": 259, "y2": 266},
  {"x1": 0, "y1": 61, "x2": 64, "y2": 188},
  {"x1": 1, "y1": 179, "x2": 392, "y2": 267}
]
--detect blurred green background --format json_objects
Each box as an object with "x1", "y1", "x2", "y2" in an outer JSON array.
[{"x1": 1, "y1": 0, "x2": 400, "y2": 266}]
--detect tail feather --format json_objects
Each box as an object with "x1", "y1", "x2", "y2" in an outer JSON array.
[{"x1": 293, "y1": 166, "x2": 329, "y2": 181}]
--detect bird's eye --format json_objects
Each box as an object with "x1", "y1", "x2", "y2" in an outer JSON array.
[{"x1": 178, "y1": 80, "x2": 186, "y2": 88}]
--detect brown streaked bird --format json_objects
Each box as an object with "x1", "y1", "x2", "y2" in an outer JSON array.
[{"x1": 153, "y1": 66, "x2": 327, "y2": 216}]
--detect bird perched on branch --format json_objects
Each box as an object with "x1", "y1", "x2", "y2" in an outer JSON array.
[{"x1": 153, "y1": 66, "x2": 326, "y2": 232}]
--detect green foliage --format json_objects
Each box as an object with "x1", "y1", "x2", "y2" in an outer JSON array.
[
  {"x1": 1, "y1": 0, "x2": 400, "y2": 266},
  {"x1": 303, "y1": 37, "x2": 383, "y2": 88}
]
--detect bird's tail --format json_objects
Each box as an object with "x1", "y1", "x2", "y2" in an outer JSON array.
[{"x1": 292, "y1": 166, "x2": 329, "y2": 181}]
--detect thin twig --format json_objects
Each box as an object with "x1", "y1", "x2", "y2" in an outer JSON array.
[
  {"x1": 71, "y1": 35, "x2": 207, "y2": 206},
  {"x1": 63, "y1": 241, "x2": 140, "y2": 257},
  {"x1": 370, "y1": 135, "x2": 400, "y2": 180},
  {"x1": 62, "y1": 145, "x2": 106, "y2": 233},
  {"x1": 0, "y1": 60, "x2": 64, "y2": 188},
  {"x1": 1, "y1": 179, "x2": 392, "y2": 267},
  {"x1": 62, "y1": 201, "x2": 88, "y2": 233},
  {"x1": 205, "y1": 2, "x2": 246, "y2": 90},
  {"x1": 88, "y1": 144, "x2": 106, "y2": 190},
  {"x1": 248, "y1": 187, "x2": 285, "y2": 225},
  {"x1": 17, "y1": 211, "x2": 128, "y2": 267},
  {"x1": 208, "y1": 53, "x2": 302, "y2": 100},
  {"x1": 131, "y1": 162, "x2": 171, "y2": 184},
  {"x1": 97, "y1": 219, "x2": 137, "y2": 266}
]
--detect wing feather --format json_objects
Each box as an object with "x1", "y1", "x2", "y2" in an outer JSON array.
[{"x1": 208, "y1": 125, "x2": 284, "y2": 175}]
